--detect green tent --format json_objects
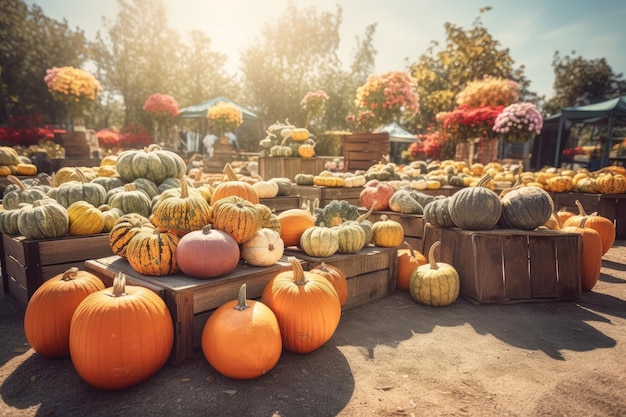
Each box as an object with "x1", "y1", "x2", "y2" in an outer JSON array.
[{"x1": 178, "y1": 96, "x2": 259, "y2": 121}]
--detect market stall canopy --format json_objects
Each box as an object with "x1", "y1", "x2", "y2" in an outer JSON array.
[
  {"x1": 178, "y1": 96, "x2": 259, "y2": 121},
  {"x1": 373, "y1": 122, "x2": 417, "y2": 143},
  {"x1": 554, "y1": 96, "x2": 626, "y2": 167}
]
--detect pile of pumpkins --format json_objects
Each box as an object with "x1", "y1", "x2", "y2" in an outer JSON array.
[{"x1": 0, "y1": 146, "x2": 39, "y2": 177}]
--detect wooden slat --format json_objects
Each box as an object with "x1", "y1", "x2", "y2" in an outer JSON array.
[{"x1": 343, "y1": 270, "x2": 393, "y2": 310}]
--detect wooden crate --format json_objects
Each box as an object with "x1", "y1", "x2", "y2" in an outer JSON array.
[
  {"x1": 422, "y1": 225, "x2": 582, "y2": 304},
  {"x1": 259, "y1": 196, "x2": 301, "y2": 213},
  {"x1": 85, "y1": 256, "x2": 293, "y2": 365},
  {"x1": 342, "y1": 133, "x2": 390, "y2": 172},
  {"x1": 550, "y1": 192, "x2": 626, "y2": 239},
  {"x1": 283, "y1": 245, "x2": 397, "y2": 311},
  {"x1": 289, "y1": 185, "x2": 363, "y2": 208},
  {"x1": 1, "y1": 233, "x2": 114, "y2": 311},
  {"x1": 364, "y1": 211, "x2": 426, "y2": 253},
  {"x1": 258, "y1": 157, "x2": 325, "y2": 181},
  {"x1": 61, "y1": 131, "x2": 90, "y2": 158}
]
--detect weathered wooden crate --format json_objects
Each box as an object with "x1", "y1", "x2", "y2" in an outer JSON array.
[
  {"x1": 342, "y1": 133, "x2": 390, "y2": 172},
  {"x1": 283, "y1": 245, "x2": 397, "y2": 311},
  {"x1": 289, "y1": 185, "x2": 363, "y2": 208},
  {"x1": 1, "y1": 233, "x2": 114, "y2": 311},
  {"x1": 422, "y1": 225, "x2": 582, "y2": 304},
  {"x1": 550, "y1": 192, "x2": 626, "y2": 239},
  {"x1": 258, "y1": 157, "x2": 325, "y2": 181},
  {"x1": 259, "y1": 196, "x2": 301, "y2": 213},
  {"x1": 363, "y1": 211, "x2": 426, "y2": 253},
  {"x1": 85, "y1": 256, "x2": 293, "y2": 365}
]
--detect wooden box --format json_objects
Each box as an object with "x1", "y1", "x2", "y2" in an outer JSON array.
[
  {"x1": 422, "y1": 225, "x2": 582, "y2": 304},
  {"x1": 342, "y1": 133, "x2": 390, "y2": 171},
  {"x1": 289, "y1": 185, "x2": 363, "y2": 208},
  {"x1": 259, "y1": 196, "x2": 301, "y2": 213},
  {"x1": 364, "y1": 211, "x2": 426, "y2": 253},
  {"x1": 61, "y1": 131, "x2": 90, "y2": 158},
  {"x1": 283, "y1": 245, "x2": 398, "y2": 311},
  {"x1": 258, "y1": 157, "x2": 325, "y2": 181},
  {"x1": 1, "y1": 233, "x2": 114, "y2": 311},
  {"x1": 85, "y1": 256, "x2": 293, "y2": 365}
]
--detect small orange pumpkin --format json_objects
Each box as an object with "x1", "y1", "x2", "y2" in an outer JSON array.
[
  {"x1": 562, "y1": 200, "x2": 615, "y2": 255},
  {"x1": 276, "y1": 208, "x2": 315, "y2": 247},
  {"x1": 561, "y1": 217, "x2": 603, "y2": 291},
  {"x1": 210, "y1": 163, "x2": 259, "y2": 205},
  {"x1": 309, "y1": 262, "x2": 348, "y2": 307},
  {"x1": 396, "y1": 241, "x2": 428, "y2": 291}
]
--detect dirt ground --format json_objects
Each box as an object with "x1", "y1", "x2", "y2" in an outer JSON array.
[{"x1": 1, "y1": 242, "x2": 626, "y2": 417}]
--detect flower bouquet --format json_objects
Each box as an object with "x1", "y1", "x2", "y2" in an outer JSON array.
[
  {"x1": 206, "y1": 101, "x2": 243, "y2": 144},
  {"x1": 355, "y1": 71, "x2": 419, "y2": 126},
  {"x1": 492, "y1": 102, "x2": 543, "y2": 143},
  {"x1": 301, "y1": 90, "x2": 329, "y2": 126},
  {"x1": 143, "y1": 93, "x2": 180, "y2": 143},
  {"x1": 96, "y1": 128, "x2": 121, "y2": 151},
  {"x1": 44, "y1": 66, "x2": 101, "y2": 126}
]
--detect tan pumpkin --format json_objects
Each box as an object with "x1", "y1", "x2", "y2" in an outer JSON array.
[
  {"x1": 67, "y1": 201, "x2": 105, "y2": 236},
  {"x1": 371, "y1": 215, "x2": 404, "y2": 247},
  {"x1": 409, "y1": 241, "x2": 460, "y2": 306},
  {"x1": 251, "y1": 177, "x2": 280, "y2": 199},
  {"x1": 299, "y1": 223, "x2": 339, "y2": 257},
  {"x1": 241, "y1": 228, "x2": 285, "y2": 266},
  {"x1": 595, "y1": 172, "x2": 626, "y2": 194}
]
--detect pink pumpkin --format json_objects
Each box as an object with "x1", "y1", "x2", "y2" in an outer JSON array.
[
  {"x1": 359, "y1": 180, "x2": 395, "y2": 211},
  {"x1": 176, "y1": 224, "x2": 240, "y2": 278}
]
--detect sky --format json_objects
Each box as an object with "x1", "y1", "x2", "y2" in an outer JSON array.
[{"x1": 24, "y1": 0, "x2": 626, "y2": 100}]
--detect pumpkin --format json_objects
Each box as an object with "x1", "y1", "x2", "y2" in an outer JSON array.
[
  {"x1": 595, "y1": 172, "x2": 626, "y2": 194},
  {"x1": 17, "y1": 198, "x2": 69, "y2": 240},
  {"x1": 91, "y1": 176, "x2": 125, "y2": 192},
  {"x1": 176, "y1": 224, "x2": 240, "y2": 278},
  {"x1": 126, "y1": 228, "x2": 180, "y2": 276},
  {"x1": 309, "y1": 262, "x2": 348, "y2": 307},
  {"x1": 108, "y1": 213, "x2": 156, "y2": 258},
  {"x1": 343, "y1": 204, "x2": 376, "y2": 245},
  {"x1": 0, "y1": 165, "x2": 13, "y2": 176},
  {"x1": 294, "y1": 173, "x2": 315, "y2": 186},
  {"x1": 0, "y1": 206, "x2": 23, "y2": 235},
  {"x1": 2, "y1": 175, "x2": 48, "y2": 210},
  {"x1": 499, "y1": 186, "x2": 553, "y2": 230},
  {"x1": 270, "y1": 145, "x2": 293, "y2": 157},
  {"x1": 157, "y1": 177, "x2": 182, "y2": 193},
  {"x1": 67, "y1": 201, "x2": 105, "y2": 236},
  {"x1": 396, "y1": 241, "x2": 428, "y2": 291},
  {"x1": 371, "y1": 215, "x2": 404, "y2": 247},
  {"x1": 331, "y1": 221, "x2": 366, "y2": 254},
  {"x1": 423, "y1": 197, "x2": 455, "y2": 228},
  {"x1": 562, "y1": 200, "x2": 615, "y2": 255},
  {"x1": 261, "y1": 256, "x2": 341, "y2": 353},
  {"x1": 131, "y1": 177, "x2": 160, "y2": 199},
  {"x1": 241, "y1": 228, "x2": 285, "y2": 266},
  {"x1": 409, "y1": 241, "x2": 460, "y2": 306},
  {"x1": 388, "y1": 189, "x2": 424, "y2": 214},
  {"x1": 0, "y1": 146, "x2": 20, "y2": 165},
  {"x1": 210, "y1": 163, "x2": 260, "y2": 205},
  {"x1": 24, "y1": 267, "x2": 105, "y2": 358},
  {"x1": 51, "y1": 166, "x2": 97, "y2": 187},
  {"x1": 98, "y1": 204, "x2": 125, "y2": 232},
  {"x1": 201, "y1": 283, "x2": 282, "y2": 379},
  {"x1": 211, "y1": 196, "x2": 263, "y2": 244},
  {"x1": 251, "y1": 177, "x2": 280, "y2": 199},
  {"x1": 561, "y1": 218, "x2": 603, "y2": 291},
  {"x1": 268, "y1": 177, "x2": 293, "y2": 196},
  {"x1": 448, "y1": 174, "x2": 502, "y2": 230},
  {"x1": 106, "y1": 183, "x2": 153, "y2": 218},
  {"x1": 300, "y1": 223, "x2": 339, "y2": 257},
  {"x1": 359, "y1": 180, "x2": 395, "y2": 211},
  {"x1": 48, "y1": 168, "x2": 106, "y2": 208},
  {"x1": 298, "y1": 141, "x2": 316, "y2": 158},
  {"x1": 69, "y1": 272, "x2": 174, "y2": 390},
  {"x1": 290, "y1": 127, "x2": 310, "y2": 141},
  {"x1": 15, "y1": 163, "x2": 37, "y2": 176},
  {"x1": 115, "y1": 144, "x2": 186, "y2": 185},
  {"x1": 277, "y1": 208, "x2": 315, "y2": 247},
  {"x1": 151, "y1": 180, "x2": 212, "y2": 236}
]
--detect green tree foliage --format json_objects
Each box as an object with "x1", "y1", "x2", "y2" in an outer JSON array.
[
  {"x1": 543, "y1": 51, "x2": 626, "y2": 116},
  {"x1": 408, "y1": 9, "x2": 533, "y2": 131},
  {"x1": 0, "y1": 0, "x2": 87, "y2": 125}
]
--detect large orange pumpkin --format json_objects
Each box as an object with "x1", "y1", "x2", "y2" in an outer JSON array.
[
  {"x1": 69, "y1": 272, "x2": 174, "y2": 390},
  {"x1": 24, "y1": 267, "x2": 105, "y2": 358},
  {"x1": 561, "y1": 217, "x2": 603, "y2": 291},
  {"x1": 261, "y1": 257, "x2": 341, "y2": 354},
  {"x1": 210, "y1": 163, "x2": 259, "y2": 205},
  {"x1": 201, "y1": 283, "x2": 282, "y2": 379},
  {"x1": 396, "y1": 241, "x2": 428, "y2": 291},
  {"x1": 562, "y1": 200, "x2": 615, "y2": 256},
  {"x1": 276, "y1": 208, "x2": 315, "y2": 247}
]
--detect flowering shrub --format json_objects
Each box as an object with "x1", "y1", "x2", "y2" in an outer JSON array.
[
  {"x1": 119, "y1": 124, "x2": 152, "y2": 149},
  {"x1": 355, "y1": 71, "x2": 419, "y2": 126},
  {"x1": 562, "y1": 146, "x2": 586, "y2": 159},
  {"x1": 456, "y1": 76, "x2": 519, "y2": 108},
  {"x1": 96, "y1": 128, "x2": 121, "y2": 150},
  {"x1": 492, "y1": 102, "x2": 543, "y2": 143},
  {"x1": 301, "y1": 90, "x2": 329, "y2": 123},
  {"x1": 142, "y1": 94, "x2": 180, "y2": 118},
  {"x1": 206, "y1": 101, "x2": 243, "y2": 137},
  {"x1": 0, "y1": 114, "x2": 60, "y2": 146},
  {"x1": 44, "y1": 66, "x2": 101, "y2": 119},
  {"x1": 440, "y1": 104, "x2": 504, "y2": 140},
  {"x1": 408, "y1": 131, "x2": 445, "y2": 160}
]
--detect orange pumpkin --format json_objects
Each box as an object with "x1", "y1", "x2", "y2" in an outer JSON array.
[
  {"x1": 562, "y1": 200, "x2": 615, "y2": 255},
  {"x1": 24, "y1": 267, "x2": 105, "y2": 358},
  {"x1": 396, "y1": 241, "x2": 428, "y2": 291},
  {"x1": 125, "y1": 228, "x2": 180, "y2": 276},
  {"x1": 201, "y1": 284, "x2": 282, "y2": 379},
  {"x1": 210, "y1": 163, "x2": 259, "y2": 205},
  {"x1": 309, "y1": 262, "x2": 348, "y2": 307},
  {"x1": 69, "y1": 272, "x2": 174, "y2": 390},
  {"x1": 261, "y1": 257, "x2": 341, "y2": 354},
  {"x1": 561, "y1": 218, "x2": 603, "y2": 291},
  {"x1": 276, "y1": 208, "x2": 315, "y2": 247}
]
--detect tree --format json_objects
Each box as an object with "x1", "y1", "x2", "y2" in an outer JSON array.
[
  {"x1": 543, "y1": 51, "x2": 626, "y2": 116},
  {"x1": 408, "y1": 8, "x2": 534, "y2": 131}
]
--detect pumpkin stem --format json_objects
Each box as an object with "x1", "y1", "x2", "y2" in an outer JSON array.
[
  {"x1": 357, "y1": 203, "x2": 376, "y2": 223},
  {"x1": 193, "y1": 166, "x2": 204, "y2": 182},
  {"x1": 7, "y1": 175, "x2": 26, "y2": 190},
  {"x1": 234, "y1": 283, "x2": 250, "y2": 311},
  {"x1": 288, "y1": 256, "x2": 307, "y2": 286},
  {"x1": 428, "y1": 241, "x2": 441, "y2": 270},
  {"x1": 403, "y1": 241, "x2": 415, "y2": 259},
  {"x1": 574, "y1": 200, "x2": 588, "y2": 216},
  {"x1": 61, "y1": 267, "x2": 80, "y2": 281},
  {"x1": 476, "y1": 173, "x2": 492, "y2": 188},
  {"x1": 577, "y1": 217, "x2": 588, "y2": 229},
  {"x1": 109, "y1": 272, "x2": 127, "y2": 297},
  {"x1": 201, "y1": 224, "x2": 213, "y2": 234},
  {"x1": 180, "y1": 178, "x2": 189, "y2": 198},
  {"x1": 74, "y1": 167, "x2": 88, "y2": 183},
  {"x1": 124, "y1": 183, "x2": 137, "y2": 192},
  {"x1": 223, "y1": 163, "x2": 239, "y2": 181}
]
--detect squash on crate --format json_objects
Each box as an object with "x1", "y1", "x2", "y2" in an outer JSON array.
[
  {"x1": 2, "y1": 175, "x2": 48, "y2": 210},
  {"x1": 448, "y1": 174, "x2": 502, "y2": 230},
  {"x1": 17, "y1": 198, "x2": 69, "y2": 240},
  {"x1": 176, "y1": 224, "x2": 240, "y2": 278},
  {"x1": 498, "y1": 185, "x2": 553, "y2": 230},
  {"x1": 241, "y1": 228, "x2": 285, "y2": 266},
  {"x1": 125, "y1": 228, "x2": 180, "y2": 276},
  {"x1": 371, "y1": 214, "x2": 404, "y2": 248},
  {"x1": 299, "y1": 223, "x2": 339, "y2": 258},
  {"x1": 211, "y1": 195, "x2": 264, "y2": 244},
  {"x1": 210, "y1": 163, "x2": 259, "y2": 205},
  {"x1": 67, "y1": 201, "x2": 105, "y2": 236},
  {"x1": 115, "y1": 144, "x2": 186, "y2": 185},
  {"x1": 108, "y1": 213, "x2": 156, "y2": 259},
  {"x1": 277, "y1": 208, "x2": 315, "y2": 247},
  {"x1": 151, "y1": 180, "x2": 212, "y2": 236}
]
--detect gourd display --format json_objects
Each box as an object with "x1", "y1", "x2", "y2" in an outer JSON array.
[
  {"x1": 562, "y1": 200, "x2": 615, "y2": 255},
  {"x1": 67, "y1": 201, "x2": 105, "y2": 236},
  {"x1": 17, "y1": 198, "x2": 69, "y2": 240},
  {"x1": 210, "y1": 163, "x2": 259, "y2": 205},
  {"x1": 309, "y1": 262, "x2": 348, "y2": 307},
  {"x1": 108, "y1": 213, "x2": 156, "y2": 258},
  {"x1": 201, "y1": 284, "x2": 282, "y2": 379},
  {"x1": 241, "y1": 228, "x2": 285, "y2": 266},
  {"x1": 409, "y1": 241, "x2": 460, "y2": 306},
  {"x1": 176, "y1": 224, "x2": 240, "y2": 278},
  {"x1": 371, "y1": 215, "x2": 404, "y2": 248},
  {"x1": 115, "y1": 144, "x2": 186, "y2": 185},
  {"x1": 448, "y1": 175, "x2": 502, "y2": 230},
  {"x1": 299, "y1": 223, "x2": 339, "y2": 257},
  {"x1": 125, "y1": 228, "x2": 180, "y2": 276},
  {"x1": 396, "y1": 241, "x2": 428, "y2": 291},
  {"x1": 151, "y1": 180, "x2": 212, "y2": 236},
  {"x1": 2, "y1": 175, "x2": 48, "y2": 210},
  {"x1": 69, "y1": 272, "x2": 174, "y2": 391},
  {"x1": 595, "y1": 171, "x2": 626, "y2": 194},
  {"x1": 210, "y1": 196, "x2": 263, "y2": 244},
  {"x1": 561, "y1": 218, "x2": 603, "y2": 291},
  {"x1": 499, "y1": 186, "x2": 553, "y2": 230},
  {"x1": 261, "y1": 257, "x2": 341, "y2": 353},
  {"x1": 24, "y1": 267, "x2": 105, "y2": 358},
  {"x1": 276, "y1": 208, "x2": 315, "y2": 247}
]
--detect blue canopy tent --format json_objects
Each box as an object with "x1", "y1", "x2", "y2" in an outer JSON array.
[
  {"x1": 373, "y1": 122, "x2": 417, "y2": 163},
  {"x1": 553, "y1": 96, "x2": 626, "y2": 167}
]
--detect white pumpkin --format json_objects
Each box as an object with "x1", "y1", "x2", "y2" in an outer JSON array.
[{"x1": 240, "y1": 228, "x2": 285, "y2": 266}]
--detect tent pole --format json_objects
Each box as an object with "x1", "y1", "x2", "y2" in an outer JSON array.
[
  {"x1": 602, "y1": 116, "x2": 615, "y2": 167},
  {"x1": 554, "y1": 116, "x2": 566, "y2": 167}
]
